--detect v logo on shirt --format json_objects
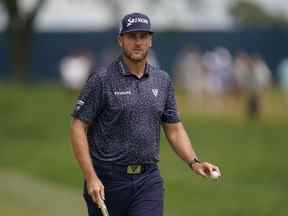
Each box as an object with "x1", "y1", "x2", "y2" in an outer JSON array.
[{"x1": 152, "y1": 89, "x2": 158, "y2": 97}]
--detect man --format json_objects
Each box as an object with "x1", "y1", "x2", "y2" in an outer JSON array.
[{"x1": 70, "y1": 12, "x2": 221, "y2": 216}]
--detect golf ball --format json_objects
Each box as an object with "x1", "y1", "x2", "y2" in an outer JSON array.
[{"x1": 210, "y1": 170, "x2": 220, "y2": 179}]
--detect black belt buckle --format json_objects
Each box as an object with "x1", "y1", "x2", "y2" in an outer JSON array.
[{"x1": 127, "y1": 165, "x2": 143, "y2": 174}]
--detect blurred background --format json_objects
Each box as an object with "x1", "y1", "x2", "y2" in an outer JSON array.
[{"x1": 0, "y1": 0, "x2": 288, "y2": 215}]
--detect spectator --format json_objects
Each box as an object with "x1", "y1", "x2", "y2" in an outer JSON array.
[
  {"x1": 245, "y1": 54, "x2": 271, "y2": 120},
  {"x1": 202, "y1": 51, "x2": 224, "y2": 110},
  {"x1": 251, "y1": 54, "x2": 271, "y2": 92},
  {"x1": 213, "y1": 47, "x2": 234, "y2": 94},
  {"x1": 232, "y1": 51, "x2": 252, "y2": 96},
  {"x1": 174, "y1": 48, "x2": 204, "y2": 105},
  {"x1": 59, "y1": 50, "x2": 95, "y2": 93}
]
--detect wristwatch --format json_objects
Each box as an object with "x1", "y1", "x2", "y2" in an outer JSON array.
[{"x1": 188, "y1": 158, "x2": 201, "y2": 168}]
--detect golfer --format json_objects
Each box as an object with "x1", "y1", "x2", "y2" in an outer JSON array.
[{"x1": 70, "y1": 12, "x2": 221, "y2": 216}]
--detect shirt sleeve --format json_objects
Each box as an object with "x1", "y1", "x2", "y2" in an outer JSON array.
[
  {"x1": 161, "y1": 78, "x2": 181, "y2": 123},
  {"x1": 71, "y1": 72, "x2": 104, "y2": 124}
]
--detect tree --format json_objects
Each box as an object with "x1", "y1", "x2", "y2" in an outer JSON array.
[
  {"x1": 0, "y1": 0, "x2": 46, "y2": 80},
  {"x1": 230, "y1": 0, "x2": 288, "y2": 27}
]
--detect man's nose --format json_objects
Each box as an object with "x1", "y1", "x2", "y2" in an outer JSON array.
[{"x1": 134, "y1": 37, "x2": 142, "y2": 45}]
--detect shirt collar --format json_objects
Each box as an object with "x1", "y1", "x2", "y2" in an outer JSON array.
[{"x1": 118, "y1": 55, "x2": 150, "y2": 78}]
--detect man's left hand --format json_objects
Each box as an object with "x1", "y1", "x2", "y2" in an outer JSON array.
[{"x1": 190, "y1": 162, "x2": 221, "y2": 178}]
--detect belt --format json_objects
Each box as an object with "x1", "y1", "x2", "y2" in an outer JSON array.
[{"x1": 94, "y1": 162, "x2": 157, "y2": 175}]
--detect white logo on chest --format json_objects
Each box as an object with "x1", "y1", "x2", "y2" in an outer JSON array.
[
  {"x1": 152, "y1": 89, "x2": 158, "y2": 97},
  {"x1": 114, "y1": 91, "x2": 131, "y2": 96}
]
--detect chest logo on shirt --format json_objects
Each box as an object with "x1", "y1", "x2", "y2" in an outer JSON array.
[
  {"x1": 114, "y1": 90, "x2": 131, "y2": 96},
  {"x1": 152, "y1": 89, "x2": 159, "y2": 97}
]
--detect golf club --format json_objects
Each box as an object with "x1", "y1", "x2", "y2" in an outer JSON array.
[{"x1": 98, "y1": 199, "x2": 110, "y2": 216}]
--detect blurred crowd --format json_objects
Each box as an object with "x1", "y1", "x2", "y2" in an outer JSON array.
[
  {"x1": 173, "y1": 47, "x2": 272, "y2": 116},
  {"x1": 59, "y1": 46, "x2": 288, "y2": 118},
  {"x1": 173, "y1": 47, "x2": 288, "y2": 118},
  {"x1": 174, "y1": 47, "x2": 271, "y2": 98}
]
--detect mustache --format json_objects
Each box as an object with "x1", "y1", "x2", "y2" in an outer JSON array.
[{"x1": 123, "y1": 48, "x2": 149, "y2": 62}]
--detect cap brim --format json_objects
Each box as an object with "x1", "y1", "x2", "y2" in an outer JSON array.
[{"x1": 120, "y1": 29, "x2": 153, "y2": 35}]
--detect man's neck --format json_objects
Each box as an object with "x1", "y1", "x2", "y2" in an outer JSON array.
[{"x1": 122, "y1": 55, "x2": 147, "y2": 78}]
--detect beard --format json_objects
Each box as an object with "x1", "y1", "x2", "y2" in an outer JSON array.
[{"x1": 123, "y1": 48, "x2": 149, "y2": 63}]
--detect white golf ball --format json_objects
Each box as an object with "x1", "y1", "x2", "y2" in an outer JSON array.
[{"x1": 210, "y1": 170, "x2": 220, "y2": 179}]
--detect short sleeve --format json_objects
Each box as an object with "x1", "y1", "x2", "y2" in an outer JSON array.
[
  {"x1": 161, "y1": 78, "x2": 181, "y2": 123},
  {"x1": 71, "y1": 73, "x2": 103, "y2": 123}
]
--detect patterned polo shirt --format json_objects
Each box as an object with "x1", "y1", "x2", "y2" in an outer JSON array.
[{"x1": 71, "y1": 56, "x2": 180, "y2": 165}]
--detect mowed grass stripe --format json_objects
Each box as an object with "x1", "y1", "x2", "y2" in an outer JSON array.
[{"x1": 0, "y1": 170, "x2": 86, "y2": 216}]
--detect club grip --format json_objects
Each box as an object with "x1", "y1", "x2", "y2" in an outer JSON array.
[{"x1": 99, "y1": 200, "x2": 110, "y2": 216}]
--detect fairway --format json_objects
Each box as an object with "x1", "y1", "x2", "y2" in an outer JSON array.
[
  {"x1": 0, "y1": 170, "x2": 85, "y2": 216},
  {"x1": 0, "y1": 83, "x2": 288, "y2": 216}
]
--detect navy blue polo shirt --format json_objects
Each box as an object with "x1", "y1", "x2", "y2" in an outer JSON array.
[{"x1": 72, "y1": 56, "x2": 180, "y2": 165}]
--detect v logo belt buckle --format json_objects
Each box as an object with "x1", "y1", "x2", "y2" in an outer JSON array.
[{"x1": 127, "y1": 165, "x2": 142, "y2": 174}]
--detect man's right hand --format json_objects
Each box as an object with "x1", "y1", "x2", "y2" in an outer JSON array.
[{"x1": 86, "y1": 175, "x2": 105, "y2": 205}]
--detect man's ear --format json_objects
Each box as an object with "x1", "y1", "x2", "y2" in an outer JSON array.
[
  {"x1": 149, "y1": 39, "x2": 152, "y2": 48},
  {"x1": 117, "y1": 36, "x2": 123, "y2": 48}
]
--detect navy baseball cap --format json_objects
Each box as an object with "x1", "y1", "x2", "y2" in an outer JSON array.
[{"x1": 119, "y1": 12, "x2": 153, "y2": 35}]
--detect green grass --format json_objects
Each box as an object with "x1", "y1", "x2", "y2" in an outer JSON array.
[
  {"x1": 0, "y1": 83, "x2": 288, "y2": 216},
  {"x1": 0, "y1": 170, "x2": 85, "y2": 216}
]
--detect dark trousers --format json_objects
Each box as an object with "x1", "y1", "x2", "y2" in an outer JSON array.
[{"x1": 83, "y1": 163, "x2": 164, "y2": 216}]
